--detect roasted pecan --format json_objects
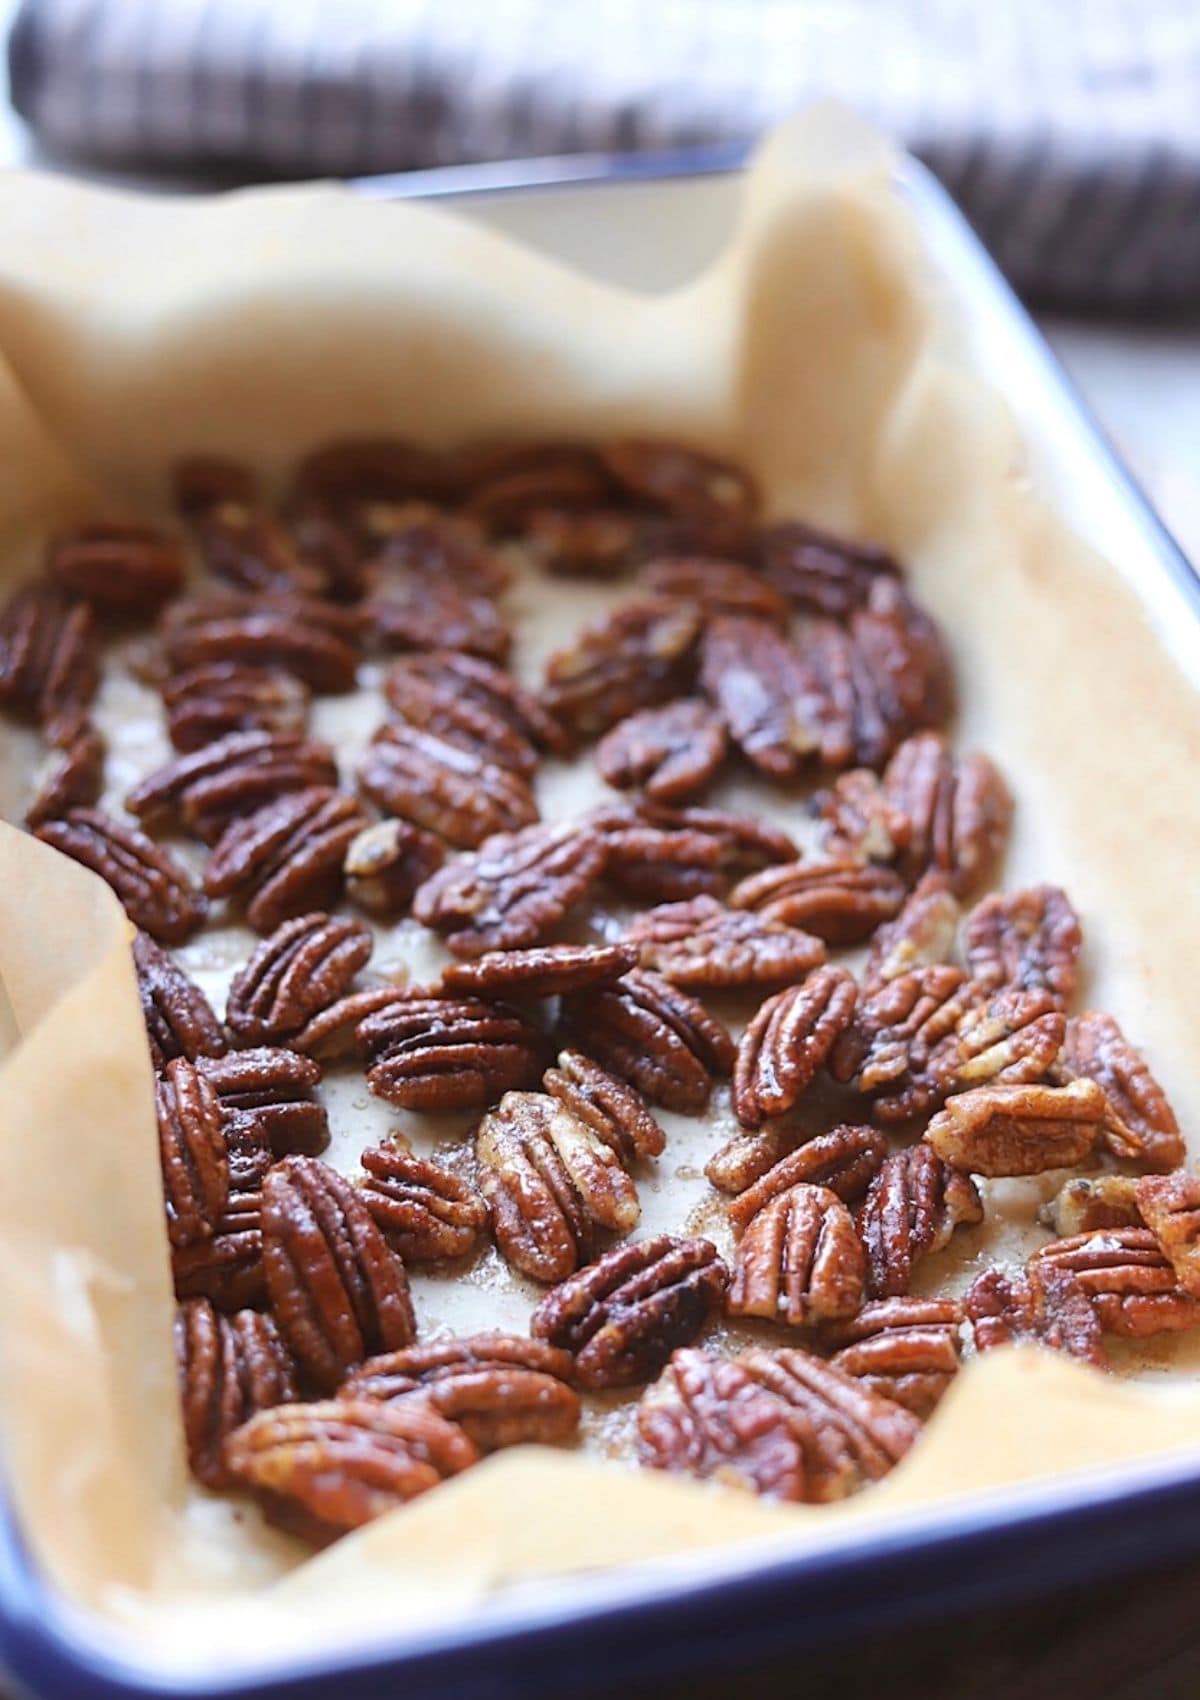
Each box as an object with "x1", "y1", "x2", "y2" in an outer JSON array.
[
  {"x1": 758, "y1": 520, "x2": 902, "y2": 619},
  {"x1": 596, "y1": 698, "x2": 728, "y2": 803},
  {"x1": 737, "y1": 1347, "x2": 920, "y2": 1500},
  {"x1": 560, "y1": 969, "x2": 734, "y2": 1114},
  {"x1": 292, "y1": 436, "x2": 452, "y2": 515},
  {"x1": 343, "y1": 1334, "x2": 580, "y2": 1450},
  {"x1": 704, "y1": 1122, "x2": 799, "y2": 1195},
  {"x1": 359, "y1": 722, "x2": 538, "y2": 851},
  {"x1": 625, "y1": 895, "x2": 826, "y2": 992},
  {"x1": 127, "y1": 729, "x2": 339, "y2": 844},
  {"x1": 1045, "y1": 1175, "x2": 1143, "y2": 1238},
  {"x1": 732, "y1": 968, "x2": 857, "y2": 1129},
  {"x1": 175, "y1": 1298, "x2": 298, "y2": 1487},
  {"x1": 880, "y1": 732, "x2": 1012, "y2": 894},
  {"x1": 47, "y1": 521, "x2": 185, "y2": 615},
  {"x1": 224, "y1": 1398, "x2": 478, "y2": 1541},
  {"x1": 173, "y1": 455, "x2": 260, "y2": 516},
  {"x1": 542, "y1": 595, "x2": 702, "y2": 742},
  {"x1": 1136, "y1": 1172, "x2": 1200, "y2": 1297},
  {"x1": 384, "y1": 658, "x2": 537, "y2": 778},
  {"x1": 476, "y1": 1090, "x2": 640, "y2": 1282},
  {"x1": 287, "y1": 985, "x2": 412, "y2": 1062},
  {"x1": 25, "y1": 715, "x2": 104, "y2": 827},
  {"x1": 158, "y1": 1057, "x2": 229, "y2": 1249},
  {"x1": 730, "y1": 855, "x2": 907, "y2": 944},
  {"x1": 599, "y1": 801, "x2": 799, "y2": 904},
  {"x1": 197, "y1": 1046, "x2": 329, "y2": 1160},
  {"x1": 173, "y1": 1190, "x2": 267, "y2": 1311},
  {"x1": 356, "y1": 1140, "x2": 489, "y2": 1264},
  {"x1": 637, "y1": 1348, "x2": 808, "y2": 1500},
  {"x1": 811, "y1": 767, "x2": 911, "y2": 863},
  {"x1": 1062, "y1": 1012, "x2": 1185, "y2": 1171},
  {"x1": 857, "y1": 1145, "x2": 982, "y2": 1298},
  {"x1": 343, "y1": 819, "x2": 444, "y2": 919},
  {"x1": 963, "y1": 885, "x2": 1082, "y2": 1009},
  {"x1": 414, "y1": 819, "x2": 607, "y2": 957},
  {"x1": 964, "y1": 1265, "x2": 1107, "y2": 1367},
  {"x1": 542, "y1": 1048, "x2": 666, "y2": 1165},
  {"x1": 862, "y1": 873, "x2": 962, "y2": 991},
  {"x1": 925, "y1": 1077, "x2": 1109, "y2": 1177},
  {"x1": 162, "y1": 662, "x2": 310, "y2": 753},
  {"x1": 641, "y1": 557, "x2": 788, "y2": 625},
  {"x1": 441, "y1": 942, "x2": 637, "y2": 1000},
  {"x1": 727, "y1": 1183, "x2": 866, "y2": 1328},
  {"x1": 524, "y1": 507, "x2": 641, "y2": 579},
  {"x1": 600, "y1": 439, "x2": 759, "y2": 525},
  {"x1": 358, "y1": 995, "x2": 545, "y2": 1112},
  {"x1": 828, "y1": 964, "x2": 975, "y2": 1118},
  {"x1": 34, "y1": 807, "x2": 206, "y2": 943},
  {"x1": 196, "y1": 504, "x2": 328, "y2": 596},
  {"x1": 820, "y1": 1298, "x2": 964, "y2": 1417},
  {"x1": 530, "y1": 1234, "x2": 728, "y2": 1389},
  {"x1": 204, "y1": 786, "x2": 367, "y2": 933},
  {"x1": 927, "y1": 989, "x2": 1065, "y2": 1102},
  {"x1": 361, "y1": 505, "x2": 510, "y2": 597},
  {"x1": 724, "y1": 1127, "x2": 887, "y2": 1226},
  {"x1": 262, "y1": 1155, "x2": 416, "y2": 1390},
  {"x1": 133, "y1": 930, "x2": 226, "y2": 1070},
  {"x1": 847, "y1": 580, "x2": 955, "y2": 761},
  {"x1": 162, "y1": 590, "x2": 360, "y2": 693},
  {"x1": 699, "y1": 615, "x2": 819, "y2": 779},
  {"x1": 459, "y1": 441, "x2": 614, "y2": 533},
  {"x1": 225, "y1": 912, "x2": 373, "y2": 1047},
  {"x1": 364, "y1": 569, "x2": 511, "y2": 662},
  {"x1": 0, "y1": 581, "x2": 99, "y2": 729},
  {"x1": 1033, "y1": 1228, "x2": 1200, "y2": 1336}
]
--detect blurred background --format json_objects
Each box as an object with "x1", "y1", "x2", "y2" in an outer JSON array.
[{"x1": 0, "y1": 0, "x2": 1198, "y2": 556}]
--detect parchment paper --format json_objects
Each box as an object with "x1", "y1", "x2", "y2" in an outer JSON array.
[{"x1": 0, "y1": 105, "x2": 1198, "y2": 1667}]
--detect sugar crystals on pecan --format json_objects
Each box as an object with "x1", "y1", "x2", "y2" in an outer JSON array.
[
  {"x1": 197, "y1": 1045, "x2": 329, "y2": 1160},
  {"x1": 1032, "y1": 1228, "x2": 1200, "y2": 1337},
  {"x1": 862, "y1": 872, "x2": 961, "y2": 992},
  {"x1": 175, "y1": 1297, "x2": 298, "y2": 1487},
  {"x1": 356, "y1": 1140, "x2": 490, "y2": 1264},
  {"x1": 35, "y1": 807, "x2": 207, "y2": 943},
  {"x1": 1045, "y1": 1175, "x2": 1143, "y2": 1239},
  {"x1": 828, "y1": 963, "x2": 975, "y2": 1119},
  {"x1": 724, "y1": 1126, "x2": 887, "y2": 1226},
  {"x1": 133, "y1": 930, "x2": 226, "y2": 1070},
  {"x1": 358, "y1": 995, "x2": 544, "y2": 1112},
  {"x1": 359, "y1": 722, "x2": 538, "y2": 850},
  {"x1": 560, "y1": 968, "x2": 734, "y2": 1114},
  {"x1": 727, "y1": 1182, "x2": 866, "y2": 1328},
  {"x1": 225, "y1": 911, "x2": 373, "y2": 1047},
  {"x1": 857, "y1": 1144, "x2": 982, "y2": 1298},
  {"x1": 699, "y1": 614, "x2": 818, "y2": 780},
  {"x1": 964, "y1": 1265, "x2": 1106, "y2": 1368},
  {"x1": 1136, "y1": 1171, "x2": 1200, "y2": 1297},
  {"x1": 732, "y1": 967, "x2": 857, "y2": 1129},
  {"x1": 414, "y1": 819, "x2": 607, "y2": 957},
  {"x1": 625, "y1": 895, "x2": 826, "y2": 992}
]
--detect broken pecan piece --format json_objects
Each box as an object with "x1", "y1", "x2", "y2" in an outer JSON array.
[
  {"x1": 699, "y1": 615, "x2": 819, "y2": 779},
  {"x1": 758, "y1": 521, "x2": 902, "y2": 619},
  {"x1": 158, "y1": 1057, "x2": 229, "y2": 1249},
  {"x1": 47, "y1": 521, "x2": 185, "y2": 615},
  {"x1": 596, "y1": 698, "x2": 727, "y2": 803},
  {"x1": 0, "y1": 582, "x2": 99, "y2": 728},
  {"x1": 641, "y1": 557, "x2": 788, "y2": 625},
  {"x1": 162, "y1": 662, "x2": 310, "y2": 754},
  {"x1": 965, "y1": 1265, "x2": 1107, "y2": 1367},
  {"x1": 34, "y1": 807, "x2": 206, "y2": 943},
  {"x1": 857, "y1": 1145, "x2": 982, "y2": 1298},
  {"x1": 625, "y1": 896, "x2": 826, "y2": 992},
  {"x1": 732, "y1": 967, "x2": 857, "y2": 1128},
  {"x1": 225, "y1": 912, "x2": 373, "y2": 1047},
  {"x1": 1045, "y1": 1175, "x2": 1144, "y2": 1238},
  {"x1": 1062, "y1": 1012, "x2": 1185, "y2": 1172},
  {"x1": 637, "y1": 1348, "x2": 807, "y2": 1501},
  {"x1": 359, "y1": 723, "x2": 538, "y2": 850},
  {"x1": 820, "y1": 1298, "x2": 964, "y2": 1417},
  {"x1": 343, "y1": 818, "x2": 445, "y2": 919},
  {"x1": 724, "y1": 1127, "x2": 887, "y2": 1225},
  {"x1": 441, "y1": 942, "x2": 637, "y2": 1001},
  {"x1": 413, "y1": 820, "x2": 607, "y2": 957},
  {"x1": 204, "y1": 786, "x2": 367, "y2": 933},
  {"x1": 356, "y1": 1141, "x2": 489, "y2": 1264},
  {"x1": 1033, "y1": 1228, "x2": 1200, "y2": 1336},
  {"x1": 128, "y1": 729, "x2": 339, "y2": 844},
  {"x1": 197, "y1": 1046, "x2": 329, "y2": 1160},
  {"x1": 730, "y1": 855, "x2": 907, "y2": 944},
  {"x1": 358, "y1": 995, "x2": 545, "y2": 1112},
  {"x1": 560, "y1": 969, "x2": 734, "y2": 1114},
  {"x1": 476, "y1": 1090, "x2": 640, "y2": 1282},
  {"x1": 542, "y1": 1048, "x2": 666, "y2": 1164},
  {"x1": 224, "y1": 1398, "x2": 478, "y2": 1542},
  {"x1": 1136, "y1": 1172, "x2": 1200, "y2": 1297},
  {"x1": 811, "y1": 767, "x2": 911, "y2": 863},
  {"x1": 344, "y1": 1334, "x2": 580, "y2": 1450},
  {"x1": 601, "y1": 439, "x2": 759, "y2": 525},
  {"x1": 727, "y1": 1183, "x2": 866, "y2": 1328},
  {"x1": 173, "y1": 1191, "x2": 267, "y2": 1311},
  {"x1": 25, "y1": 715, "x2": 105, "y2": 827},
  {"x1": 542, "y1": 595, "x2": 702, "y2": 742},
  {"x1": 862, "y1": 872, "x2": 962, "y2": 992},
  {"x1": 262, "y1": 1155, "x2": 416, "y2": 1391},
  {"x1": 530, "y1": 1234, "x2": 728, "y2": 1389},
  {"x1": 175, "y1": 1298, "x2": 298, "y2": 1487},
  {"x1": 963, "y1": 885, "x2": 1082, "y2": 1009},
  {"x1": 881, "y1": 732, "x2": 1012, "y2": 894},
  {"x1": 162, "y1": 589, "x2": 360, "y2": 693},
  {"x1": 925, "y1": 1077, "x2": 1109, "y2": 1177},
  {"x1": 133, "y1": 930, "x2": 226, "y2": 1070}
]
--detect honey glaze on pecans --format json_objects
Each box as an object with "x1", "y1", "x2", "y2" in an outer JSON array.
[{"x1": 5, "y1": 432, "x2": 1191, "y2": 1546}]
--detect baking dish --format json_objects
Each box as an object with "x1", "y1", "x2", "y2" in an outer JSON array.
[{"x1": 0, "y1": 117, "x2": 1199, "y2": 1700}]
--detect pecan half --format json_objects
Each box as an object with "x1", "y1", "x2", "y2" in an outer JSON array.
[
  {"x1": 1136, "y1": 1172, "x2": 1200, "y2": 1297},
  {"x1": 413, "y1": 820, "x2": 607, "y2": 957},
  {"x1": 625, "y1": 896, "x2": 826, "y2": 992},
  {"x1": 361, "y1": 505, "x2": 510, "y2": 596},
  {"x1": 34, "y1": 808, "x2": 206, "y2": 943},
  {"x1": 732, "y1": 967, "x2": 857, "y2": 1128},
  {"x1": 197, "y1": 1046, "x2": 329, "y2": 1160},
  {"x1": 828, "y1": 964, "x2": 975, "y2": 1118},
  {"x1": 476, "y1": 1090, "x2": 640, "y2": 1282},
  {"x1": 128, "y1": 729, "x2": 339, "y2": 844},
  {"x1": 727, "y1": 1183, "x2": 866, "y2": 1328},
  {"x1": 1046, "y1": 1175, "x2": 1144, "y2": 1238},
  {"x1": 530, "y1": 1234, "x2": 728, "y2": 1389},
  {"x1": 964, "y1": 1265, "x2": 1107, "y2": 1367},
  {"x1": 1062, "y1": 1012, "x2": 1185, "y2": 1172},
  {"x1": 359, "y1": 723, "x2": 538, "y2": 850},
  {"x1": 820, "y1": 1298, "x2": 964, "y2": 1417},
  {"x1": 699, "y1": 615, "x2": 819, "y2": 779},
  {"x1": 162, "y1": 662, "x2": 310, "y2": 754},
  {"x1": 598, "y1": 801, "x2": 798, "y2": 904},
  {"x1": 1033, "y1": 1228, "x2": 1200, "y2": 1336},
  {"x1": 204, "y1": 787, "x2": 367, "y2": 933},
  {"x1": 542, "y1": 595, "x2": 702, "y2": 742},
  {"x1": 847, "y1": 581, "x2": 955, "y2": 762},
  {"x1": 224, "y1": 1398, "x2": 478, "y2": 1541},
  {"x1": 158, "y1": 1058, "x2": 229, "y2": 1249},
  {"x1": 133, "y1": 930, "x2": 226, "y2": 1070},
  {"x1": 262, "y1": 1155, "x2": 416, "y2": 1390},
  {"x1": 601, "y1": 439, "x2": 758, "y2": 522},
  {"x1": 344, "y1": 1334, "x2": 580, "y2": 1450},
  {"x1": 881, "y1": 732, "x2": 1011, "y2": 894},
  {"x1": 356, "y1": 1141, "x2": 489, "y2": 1264},
  {"x1": 384, "y1": 657, "x2": 535, "y2": 777},
  {"x1": 811, "y1": 767, "x2": 911, "y2": 863},
  {"x1": 758, "y1": 521, "x2": 901, "y2": 618},
  {"x1": 441, "y1": 942, "x2": 637, "y2": 1001},
  {"x1": 191, "y1": 508, "x2": 327, "y2": 597},
  {"x1": 175, "y1": 1298, "x2": 298, "y2": 1487},
  {"x1": 641, "y1": 557, "x2": 788, "y2": 625},
  {"x1": 47, "y1": 521, "x2": 184, "y2": 615},
  {"x1": 358, "y1": 995, "x2": 544, "y2": 1112},
  {"x1": 542, "y1": 1048, "x2": 666, "y2": 1164},
  {"x1": 287, "y1": 985, "x2": 413, "y2": 1062},
  {"x1": 925, "y1": 1077, "x2": 1109, "y2": 1177},
  {"x1": 730, "y1": 855, "x2": 907, "y2": 944},
  {"x1": 596, "y1": 698, "x2": 727, "y2": 803},
  {"x1": 0, "y1": 582, "x2": 99, "y2": 728},
  {"x1": 724, "y1": 1127, "x2": 887, "y2": 1226},
  {"x1": 560, "y1": 969, "x2": 734, "y2": 1114},
  {"x1": 173, "y1": 1191, "x2": 266, "y2": 1311},
  {"x1": 342, "y1": 818, "x2": 444, "y2": 919},
  {"x1": 857, "y1": 1145, "x2": 982, "y2": 1297},
  {"x1": 862, "y1": 872, "x2": 961, "y2": 992},
  {"x1": 25, "y1": 716, "x2": 105, "y2": 827},
  {"x1": 162, "y1": 590, "x2": 360, "y2": 693},
  {"x1": 930, "y1": 989, "x2": 1065, "y2": 1097},
  {"x1": 225, "y1": 912, "x2": 373, "y2": 1047},
  {"x1": 364, "y1": 569, "x2": 510, "y2": 663},
  {"x1": 963, "y1": 885, "x2": 1082, "y2": 1008},
  {"x1": 637, "y1": 1348, "x2": 808, "y2": 1501}
]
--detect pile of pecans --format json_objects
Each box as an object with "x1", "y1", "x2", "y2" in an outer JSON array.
[{"x1": 3, "y1": 435, "x2": 1195, "y2": 1542}]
